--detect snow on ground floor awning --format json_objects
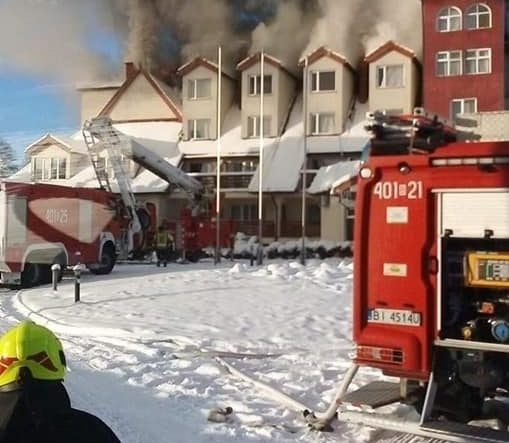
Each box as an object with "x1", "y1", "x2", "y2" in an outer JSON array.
[{"x1": 308, "y1": 160, "x2": 360, "y2": 195}]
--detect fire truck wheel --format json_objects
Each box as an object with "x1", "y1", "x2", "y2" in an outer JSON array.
[
  {"x1": 88, "y1": 245, "x2": 116, "y2": 275},
  {"x1": 21, "y1": 263, "x2": 42, "y2": 288}
]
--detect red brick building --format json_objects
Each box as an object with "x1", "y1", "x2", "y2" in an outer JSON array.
[{"x1": 422, "y1": 0, "x2": 508, "y2": 121}]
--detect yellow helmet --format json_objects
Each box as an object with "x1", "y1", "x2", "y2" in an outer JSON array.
[{"x1": 0, "y1": 321, "x2": 66, "y2": 387}]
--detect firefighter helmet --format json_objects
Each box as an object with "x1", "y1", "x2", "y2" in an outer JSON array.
[{"x1": 0, "y1": 321, "x2": 66, "y2": 387}]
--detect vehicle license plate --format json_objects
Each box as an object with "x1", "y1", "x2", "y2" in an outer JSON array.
[{"x1": 367, "y1": 308, "x2": 421, "y2": 326}]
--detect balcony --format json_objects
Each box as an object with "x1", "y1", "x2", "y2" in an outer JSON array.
[
  {"x1": 235, "y1": 220, "x2": 320, "y2": 239},
  {"x1": 188, "y1": 172, "x2": 255, "y2": 191}
]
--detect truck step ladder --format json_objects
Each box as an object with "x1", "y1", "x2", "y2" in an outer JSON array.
[{"x1": 340, "y1": 380, "x2": 421, "y2": 409}]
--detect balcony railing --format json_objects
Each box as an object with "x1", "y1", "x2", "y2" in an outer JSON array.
[
  {"x1": 188, "y1": 172, "x2": 255, "y2": 190},
  {"x1": 235, "y1": 220, "x2": 320, "y2": 239}
]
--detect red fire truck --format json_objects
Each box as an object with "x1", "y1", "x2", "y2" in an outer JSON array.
[
  {"x1": 0, "y1": 181, "x2": 128, "y2": 288},
  {"x1": 305, "y1": 109, "x2": 509, "y2": 442},
  {"x1": 83, "y1": 117, "x2": 236, "y2": 262}
]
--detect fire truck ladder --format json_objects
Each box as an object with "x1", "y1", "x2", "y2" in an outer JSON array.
[
  {"x1": 82, "y1": 117, "x2": 142, "y2": 255},
  {"x1": 365, "y1": 107, "x2": 457, "y2": 155}
]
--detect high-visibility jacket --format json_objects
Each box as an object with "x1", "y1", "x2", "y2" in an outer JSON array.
[{"x1": 155, "y1": 231, "x2": 173, "y2": 249}]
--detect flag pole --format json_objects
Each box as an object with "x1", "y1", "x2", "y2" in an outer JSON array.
[
  {"x1": 257, "y1": 51, "x2": 265, "y2": 265},
  {"x1": 300, "y1": 56, "x2": 308, "y2": 265},
  {"x1": 215, "y1": 46, "x2": 222, "y2": 264}
]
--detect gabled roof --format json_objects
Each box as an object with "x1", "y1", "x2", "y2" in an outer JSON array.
[
  {"x1": 236, "y1": 52, "x2": 296, "y2": 79},
  {"x1": 25, "y1": 134, "x2": 87, "y2": 155},
  {"x1": 298, "y1": 46, "x2": 355, "y2": 72},
  {"x1": 364, "y1": 40, "x2": 418, "y2": 63},
  {"x1": 97, "y1": 67, "x2": 183, "y2": 122},
  {"x1": 176, "y1": 57, "x2": 235, "y2": 81}
]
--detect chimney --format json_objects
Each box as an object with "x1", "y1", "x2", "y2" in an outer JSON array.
[{"x1": 125, "y1": 61, "x2": 138, "y2": 81}]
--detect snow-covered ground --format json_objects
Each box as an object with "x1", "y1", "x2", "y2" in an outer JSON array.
[{"x1": 0, "y1": 259, "x2": 409, "y2": 443}]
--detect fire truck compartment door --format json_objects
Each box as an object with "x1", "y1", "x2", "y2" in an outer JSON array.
[{"x1": 439, "y1": 191, "x2": 509, "y2": 237}]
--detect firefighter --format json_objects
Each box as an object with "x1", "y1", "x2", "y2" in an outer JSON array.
[
  {"x1": 154, "y1": 225, "x2": 174, "y2": 267},
  {"x1": 0, "y1": 320, "x2": 121, "y2": 443}
]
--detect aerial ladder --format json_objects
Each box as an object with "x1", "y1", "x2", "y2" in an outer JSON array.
[{"x1": 82, "y1": 117, "x2": 205, "y2": 257}]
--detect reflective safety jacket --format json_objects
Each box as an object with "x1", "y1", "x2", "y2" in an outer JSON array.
[{"x1": 155, "y1": 231, "x2": 173, "y2": 249}]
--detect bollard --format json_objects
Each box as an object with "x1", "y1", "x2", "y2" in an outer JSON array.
[
  {"x1": 73, "y1": 264, "x2": 82, "y2": 303},
  {"x1": 256, "y1": 243, "x2": 263, "y2": 266},
  {"x1": 51, "y1": 264, "x2": 61, "y2": 291}
]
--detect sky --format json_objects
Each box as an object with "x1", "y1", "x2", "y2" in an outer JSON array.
[
  {"x1": 2, "y1": 258, "x2": 424, "y2": 443},
  {"x1": 0, "y1": 68, "x2": 79, "y2": 164}
]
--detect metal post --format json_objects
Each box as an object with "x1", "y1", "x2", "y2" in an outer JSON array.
[
  {"x1": 51, "y1": 263, "x2": 61, "y2": 291},
  {"x1": 215, "y1": 45, "x2": 222, "y2": 265},
  {"x1": 73, "y1": 264, "x2": 81, "y2": 303},
  {"x1": 300, "y1": 56, "x2": 309, "y2": 266},
  {"x1": 257, "y1": 51, "x2": 265, "y2": 266}
]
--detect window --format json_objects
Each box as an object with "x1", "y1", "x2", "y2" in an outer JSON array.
[
  {"x1": 231, "y1": 204, "x2": 257, "y2": 221},
  {"x1": 376, "y1": 64, "x2": 404, "y2": 88},
  {"x1": 310, "y1": 113, "x2": 335, "y2": 135},
  {"x1": 188, "y1": 119, "x2": 211, "y2": 140},
  {"x1": 450, "y1": 97, "x2": 477, "y2": 121},
  {"x1": 311, "y1": 71, "x2": 335, "y2": 92},
  {"x1": 436, "y1": 50, "x2": 462, "y2": 76},
  {"x1": 437, "y1": 6, "x2": 462, "y2": 32},
  {"x1": 464, "y1": 48, "x2": 491, "y2": 74},
  {"x1": 247, "y1": 116, "x2": 271, "y2": 137},
  {"x1": 222, "y1": 159, "x2": 257, "y2": 172},
  {"x1": 248, "y1": 75, "x2": 272, "y2": 95},
  {"x1": 465, "y1": 3, "x2": 491, "y2": 29},
  {"x1": 187, "y1": 78, "x2": 211, "y2": 100},
  {"x1": 31, "y1": 157, "x2": 67, "y2": 181}
]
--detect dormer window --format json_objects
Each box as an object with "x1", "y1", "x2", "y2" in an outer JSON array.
[
  {"x1": 247, "y1": 115, "x2": 271, "y2": 137},
  {"x1": 188, "y1": 78, "x2": 211, "y2": 100},
  {"x1": 31, "y1": 157, "x2": 67, "y2": 181},
  {"x1": 465, "y1": 4, "x2": 491, "y2": 30},
  {"x1": 188, "y1": 119, "x2": 211, "y2": 140},
  {"x1": 310, "y1": 113, "x2": 335, "y2": 135},
  {"x1": 437, "y1": 6, "x2": 462, "y2": 32},
  {"x1": 376, "y1": 64, "x2": 404, "y2": 88},
  {"x1": 311, "y1": 71, "x2": 335, "y2": 92},
  {"x1": 248, "y1": 75, "x2": 272, "y2": 95}
]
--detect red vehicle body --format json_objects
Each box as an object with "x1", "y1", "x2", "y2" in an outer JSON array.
[
  {"x1": 353, "y1": 131, "x2": 509, "y2": 421},
  {"x1": 180, "y1": 208, "x2": 236, "y2": 261},
  {"x1": 0, "y1": 181, "x2": 127, "y2": 287}
]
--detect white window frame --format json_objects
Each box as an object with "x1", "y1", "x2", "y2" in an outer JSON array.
[
  {"x1": 311, "y1": 70, "x2": 336, "y2": 92},
  {"x1": 437, "y1": 6, "x2": 462, "y2": 32},
  {"x1": 465, "y1": 3, "x2": 492, "y2": 30},
  {"x1": 248, "y1": 75, "x2": 272, "y2": 96},
  {"x1": 464, "y1": 48, "x2": 491, "y2": 74},
  {"x1": 436, "y1": 50, "x2": 462, "y2": 76},
  {"x1": 188, "y1": 119, "x2": 211, "y2": 140},
  {"x1": 247, "y1": 115, "x2": 271, "y2": 138},
  {"x1": 376, "y1": 64, "x2": 405, "y2": 88},
  {"x1": 310, "y1": 113, "x2": 335, "y2": 135},
  {"x1": 187, "y1": 78, "x2": 211, "y2": 100},
  {"x1": 450, "y1": 97, "x2": 478, "y2": 121},
  {"x1": 31, "y1": 157, "x2": 67, "y2": 181}
]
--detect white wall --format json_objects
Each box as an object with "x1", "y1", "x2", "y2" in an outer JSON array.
[
  {"x1": 181, "y1": 66, "x2": 235, "y2": 139},
  {"x1": 108, "y1": 74, "x2": 180, "y2": 122},
  {"x1": 304, "y1": 57, "x2": 354, "y2": 135},
  {"x1": 368, "y1": 51, "x2": 417, "y2": 114}
]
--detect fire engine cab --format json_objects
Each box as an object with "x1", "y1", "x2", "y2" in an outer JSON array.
[{"x1": 306, "y1": 109, "x2": 509, "y2": 442}]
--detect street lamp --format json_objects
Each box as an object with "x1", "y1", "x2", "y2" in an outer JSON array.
[{"x1": 215, "y1": 45, "x2": 222, "y2": 264}]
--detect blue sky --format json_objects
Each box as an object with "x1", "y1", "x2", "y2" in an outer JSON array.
[{"x1": 0, "y1": 69, "x2": 80, "y2": 165}]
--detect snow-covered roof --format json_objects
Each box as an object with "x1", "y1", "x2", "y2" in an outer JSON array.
[
  {"x1": 5, "y1": 163, "x2": 31, "y2": 182},
  {"x1": 25, "y1": 133, "x2": 88, "y2": 155},
  {"x1": 179, "y1": 106, "x2": 276, "y2": 157},
  {"x1": 248, "y1": 96, "x2": 305, "y2": 193},
  {"x1": 75, "y1": 80, "x2": 123, "y2": 90},
  {"x1": 308, "y1": 160, "x2": 360, "y2": 195},
  {"x1": 307, "y1": 101, "x2": 370, "y2": 154}
]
